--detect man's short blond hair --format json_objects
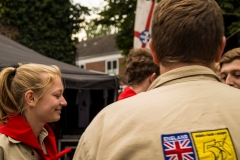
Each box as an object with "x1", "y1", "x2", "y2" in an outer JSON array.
[{"x1": 219, "y1": 48, "x2": 240, "y2": 69}]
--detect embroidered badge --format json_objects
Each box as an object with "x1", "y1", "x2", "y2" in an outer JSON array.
[
  {"x1": 191, "y1": 128, "x2": 237, "y2": 160},
  {"x1": 161, "y1": 132, "x2": 196, "y2": 160}
]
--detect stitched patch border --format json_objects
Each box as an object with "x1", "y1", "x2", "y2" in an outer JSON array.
[
  {"x1": 161, "y1": 132, "x2": 196, "y2": 160},
  {"x1": 191, "y1": 128, "x2": 237, "y2": 160}
]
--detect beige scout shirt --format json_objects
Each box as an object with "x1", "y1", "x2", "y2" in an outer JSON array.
[
  {"x1": 73, "y1": 65, "x2": 240, "y2": 160},
  {"x1": 0, "y1": 127, "x2": 48, "y2": 160}
]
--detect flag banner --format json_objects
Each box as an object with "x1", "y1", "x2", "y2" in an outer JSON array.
[{"x1": 134, "y1": 0, "x2": 156, "y2": 49}]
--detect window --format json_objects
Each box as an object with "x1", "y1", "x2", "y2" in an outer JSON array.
[
  {"x1": 79, "y1": 64, "x2": 85, "y2": 69},
  {"x1": 80, "y1": 65, "x2": 84, "y2": 69},
  {"x1": 106, "y1": 60, "x2": 118, "y2": 75}
]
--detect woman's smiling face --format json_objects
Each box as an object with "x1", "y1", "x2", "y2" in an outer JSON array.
[{"x1": 30, "y1": 77, "x2": 67, "y2": 124}]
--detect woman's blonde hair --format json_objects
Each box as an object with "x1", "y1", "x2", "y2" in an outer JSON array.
[{"x1": 0, "y1": 63, "x2": 61, "y2": 123}]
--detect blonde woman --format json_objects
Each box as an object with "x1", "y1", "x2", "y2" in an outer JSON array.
[{"x1": 0, "y1": 63, "x2": 70, "y2": 160}]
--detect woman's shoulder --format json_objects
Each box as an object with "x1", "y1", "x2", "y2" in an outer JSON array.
[
  {"x1": 0, "y1": 133, "x2": 9, "y2": 144},
  {"x1": 0, "y1": 134, "x2": 21, "y2": 146},
  {"x1": 0, "y1": 134, "x2": 9, "y2": 159},
  {"x1": 0, "y1": 133, "x2": 32, "y2": 160}
]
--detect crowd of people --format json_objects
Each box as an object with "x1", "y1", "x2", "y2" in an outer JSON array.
[
  {"x1": 0, "y1": 0, "x2": 240, "y2": 159},
  {"x1": 73, "y1": 0, "x2": 240, "y2": 159}
]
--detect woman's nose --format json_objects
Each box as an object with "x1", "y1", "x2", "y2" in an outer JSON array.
[{"x1": 60, "y1": 97, "x2": 68, "y2": 106}]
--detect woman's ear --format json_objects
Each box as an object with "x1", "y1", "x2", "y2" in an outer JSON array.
[
  {"x1": 25, "y1": 90, "x2": 36, "y2": 107},
  {"x1": 149, "y1": 38, "x2": 160, "y2": 64}
]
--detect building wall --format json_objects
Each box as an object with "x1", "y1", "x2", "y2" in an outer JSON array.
[
  {"x1": 118, "y1": 57, "x2": 127, "y2": 85},
  {"x1": 77, "y1": 55, "x2": 127, "y2": 86},
  {"x1": 84, "y1": 58, "x2": 127, "y2": 76},
  {"x1": 118, "y1": 57, "x2": 126, "y2": 76},
  {"x1": 86, "y1": 61, "x2": 105, "y2": 73}
]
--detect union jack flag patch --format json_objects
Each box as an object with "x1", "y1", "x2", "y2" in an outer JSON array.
[{"x1": 161, "y1": 132, "x2": 196, "y2": 160}]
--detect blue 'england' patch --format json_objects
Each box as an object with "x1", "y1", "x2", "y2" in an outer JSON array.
[{"x1": 161, "y1": 132, "x2": 196, "y2": 160}]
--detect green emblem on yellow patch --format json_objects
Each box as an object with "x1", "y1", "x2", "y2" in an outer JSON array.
[{"x1": 191, "y1": 128, "x2": 237, "y2": 160}]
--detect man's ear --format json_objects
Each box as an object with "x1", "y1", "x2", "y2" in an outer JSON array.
[
  {"x1": 149, "y1": 38, "x2": 160, "y2": 64},
  {"x1": 149, "y1": 73, "x2": 157, "y2": 84},
  {"x1": 215, "y1": 36, "x2": 226, "y2": 62},
  {"x1": 25, "y1": 90, "x2": 36, "y2": 107}
]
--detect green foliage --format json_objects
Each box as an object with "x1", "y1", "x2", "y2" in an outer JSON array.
[
  {"x1": 0, "y1": 3, "x2": 4, "y2": 18},
  {"x1": 82, "y1": 7, "x2": 114, "y2": 39},
  {"x1": 84, "y1": 20, "x2": 114, "y2": 39},
  {"x1": 217, "y1": 0, "x2": 240, "y2": 46},
  {"x1": 0, "y1": 0, "x2": 90, "y2": 64},
  {"x1": 94, "y1": 0, "x2": 137, "y2": 57},
  {"x1": 217, "y1": 0, "x2": 240, "y2": 32},
  {"x1": 94, "y1": 0, "x2": 240, "y2": 57}
]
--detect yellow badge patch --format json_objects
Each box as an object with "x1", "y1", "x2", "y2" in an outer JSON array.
[{"x1": 191, "y1": 128, "x2": 237, "y2": 160}]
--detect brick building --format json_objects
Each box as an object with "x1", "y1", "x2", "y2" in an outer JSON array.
[{"x1": 75, "y1": 34, "x2": 127, "y2": 86}]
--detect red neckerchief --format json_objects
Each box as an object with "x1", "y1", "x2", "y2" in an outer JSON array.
[
  {"x1": 118, "y1": 86, "x2": 137, "y2": 101},
  {"x1": 0, "y1": 115, "x2": 71, "y2": 160}
]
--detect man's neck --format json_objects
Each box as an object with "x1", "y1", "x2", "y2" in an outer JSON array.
[
  {"x1": 159, "y1": 62, "x2": 214, "y2": 74},
  {"x1": 130, "y1": 78, "x2": 150, "y2": 94}
]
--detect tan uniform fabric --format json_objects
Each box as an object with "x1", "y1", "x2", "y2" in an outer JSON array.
[
  {"x1": 73, "y1": 65, "x2": 240, "y2": 160},
  {"x1": 0, "y1": 127, "x2": 48, "y2": 160}
]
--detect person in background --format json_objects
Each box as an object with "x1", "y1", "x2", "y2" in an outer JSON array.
[
  {"x1": 118, "y1": 48, "x2": 160, "y2": 101},
  {"x1": 0, "y1": 63, "x2": 71, "y2": 160},
  {"x1": 73, "y1": 0, "x2": 240, "y2": 159},
  {"x1": 218, "y1": 47, "x2": 240, "y2": 88},
  {"x1": 213, "y1": 62, "x2": 221, "y2": 78}
]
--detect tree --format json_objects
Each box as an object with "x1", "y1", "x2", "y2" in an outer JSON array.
[
  {"x1": 93, "y1": 0, "x2": 137, "y2": 57},
  {"x1": 81, "y1": 7, "x2": 115, "y2": 40},
  {"x1": 217, "y1": 0, "x2": 240, "y2": 49},
  {"x1": 0, "y1": 0, "x2": 90, "y2": 64},
  {"x1": 94, "y1": 0, "x2": 240, "y2": 57}
]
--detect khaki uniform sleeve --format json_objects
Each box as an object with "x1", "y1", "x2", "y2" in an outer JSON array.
[
  {"x1": 73, "y1": 134, "x2": 91, "y2": 160},
  {"x1": 0, "y1": 146, "x2": 3, "y2": 160},
  {"x1": 0, "y1": 134, "x2": 6, "y2": 160}
]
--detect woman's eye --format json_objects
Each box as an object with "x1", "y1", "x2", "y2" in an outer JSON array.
[{"x1": 55, "y1": 95, "x2": 61, "y2": 98}]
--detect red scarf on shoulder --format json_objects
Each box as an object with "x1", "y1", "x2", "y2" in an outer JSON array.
[
  {"x1": 118, "y1": 86, "x2": 137, "y2": 101},
  {"x1": 0, "y1": 115, "x2": 71, "y2": 160}
]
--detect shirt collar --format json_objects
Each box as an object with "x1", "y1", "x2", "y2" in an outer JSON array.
[{"x1": 148, "y1": 65, "x2": 221, "y2": 90}]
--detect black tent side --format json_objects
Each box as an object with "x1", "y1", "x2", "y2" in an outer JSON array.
[{"x1": 0, "y1": 34, "x2": 119, "y2": 92}]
